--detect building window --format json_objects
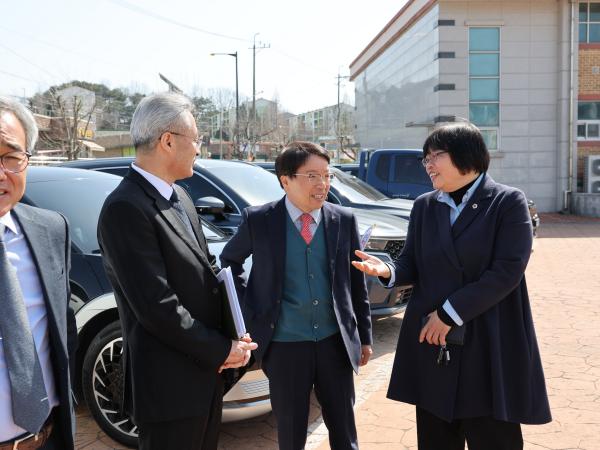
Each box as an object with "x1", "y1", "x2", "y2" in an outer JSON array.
[
  {"x1": 578, "y1": 101, "x2": 600, "y2": 140},
  {"x1": 469, "y1": 27, "x2": 500, "y2": 150},
  {"x1": 579, "y1": 2, "x2": 600, "y2": 43}
]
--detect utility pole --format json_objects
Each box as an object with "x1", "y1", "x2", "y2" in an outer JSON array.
[
  {"x1": 251, "y1": 33, "x2": 270, "y2": 146},
  {"x1": 336, "y1": 73, "x2": 350, "y2": 163}
]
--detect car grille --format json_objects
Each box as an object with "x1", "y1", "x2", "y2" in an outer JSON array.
[{"x1": 385, "y1": 240, "x2": 406, "y2": 261}]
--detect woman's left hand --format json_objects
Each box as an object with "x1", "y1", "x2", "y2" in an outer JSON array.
[{"x1": 419, "y1": 311, "x2": 451, "y2": 346}]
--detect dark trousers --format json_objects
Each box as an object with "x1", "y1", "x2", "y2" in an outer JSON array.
[
  {"x1": 137, "y1": 380, "x2": 223, "y2": 450},
  {"x1": 262, "y1": 333, "x2": 358, "y2": 450},
  {"x1": 416, "y1": 406, "x2": 523, "y2": 450}
]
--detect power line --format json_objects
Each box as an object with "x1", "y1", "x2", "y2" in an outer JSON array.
[
  {"x1": 0, "y1": 42, "x2": 61, "y2": 81},
  {"x1": 0, "y1": 69, "x2": 43, "y2": 84},
  {"x1": 106, "y1": 0, "x2": 248, "y2": 42}
]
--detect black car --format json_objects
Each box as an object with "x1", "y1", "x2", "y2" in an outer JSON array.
[
  {"x1": 59, "y1": 157, "x2": 414, "y2": 316},
  {"x1": 21, "y1": 166, "x2": 271, "y2": 447},
  {"x1": 254, "y1": 162, "x2": 414, "y2": 220}
]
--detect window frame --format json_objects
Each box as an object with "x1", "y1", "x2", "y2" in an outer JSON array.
[
  {"x1": 468, "y1": 26, "x2": 500, "y2": 151},
  {"x1": 577, "y1": 120, "x2": 600, "y2": 140},
  {"x1": 579, "y1": 2, "x2": 600, "y2": 43}
]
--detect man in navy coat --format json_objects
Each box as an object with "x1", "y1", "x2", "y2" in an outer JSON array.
[{"x1": 220, "y1": 141, "x2": 372, "y2": 450}]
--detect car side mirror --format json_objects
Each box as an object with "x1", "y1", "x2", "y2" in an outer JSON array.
[{"x1": 195, "y1": 196, "x2": 226, "y2": 215}]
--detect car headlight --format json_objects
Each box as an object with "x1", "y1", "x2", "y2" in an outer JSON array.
[{"x1": 364, "y1": 239, "x2": 387, "y2": 251}]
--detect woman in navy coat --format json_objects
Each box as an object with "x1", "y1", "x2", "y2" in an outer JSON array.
[{"x1": 353, "y1": 122, "x2": 551, "y2": 450}]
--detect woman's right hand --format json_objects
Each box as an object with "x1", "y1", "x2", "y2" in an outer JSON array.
[{"x1": 352, "y1": 250, "x2": 392, "y2": 278}]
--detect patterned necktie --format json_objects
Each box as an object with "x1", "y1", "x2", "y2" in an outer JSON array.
[
  {"x1": 0, "y1": 224, "x2": 50, "y2": 433},
  {"x1": 300, "y1": 213, "x2": 313, "y2": 245},
  {"x1": 170, "y1": 190, "x2": 196, "y2": 239}
]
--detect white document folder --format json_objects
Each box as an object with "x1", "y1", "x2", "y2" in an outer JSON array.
[{"x1": 216, "y1": 266, "x2": 247, "y2": 339}]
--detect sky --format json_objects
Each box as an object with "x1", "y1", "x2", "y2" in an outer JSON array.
[{"x1": 1, "y1": 0, "x2": 406, "y2": 115}]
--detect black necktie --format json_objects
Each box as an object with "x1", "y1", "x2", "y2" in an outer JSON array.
[
  {"x1": 170, "y1": 190, "x2": 196, "y2": 239},
  {"x1": 0, "y1": 224, "x2": 50, "y2": 433}
]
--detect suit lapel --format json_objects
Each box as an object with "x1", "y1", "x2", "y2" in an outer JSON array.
[
  {"x1": 322, "y1": 203, "x2": 339, "y2": 285},
  {"x1": 266, "y1": 199, "x2": 287, "y2": 299},
  {"x1": 12, "y1": 205, "x2": 62, "y2": 328},
  {"x1": 175, "y1": 185, "x2": 210, "y2": 257},
  {"x1": 126, "y1": 170, "x2": 213, "y2": 270},
  {"x1": 451, "y1": 174, "x2": 495, "y2": 240},
  {"x1": 434, "y1": 200, "x2": 462, "y2": 270}
]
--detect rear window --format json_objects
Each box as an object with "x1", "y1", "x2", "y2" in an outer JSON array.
[
  {"x1": 375, "y1": 154, "x2": 390, "y2": 181},
  {"x1": 393, "y1": 155, "x2": 432, "y2": 186}
]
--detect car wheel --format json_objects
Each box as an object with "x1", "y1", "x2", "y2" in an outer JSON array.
[{"x1": 82, "y1": 321, "x2": 138, "y2": 447}]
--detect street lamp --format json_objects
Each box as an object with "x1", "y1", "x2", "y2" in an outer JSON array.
[{"x1": 210, "y1": 52, "x2": 239, "y2": 154}]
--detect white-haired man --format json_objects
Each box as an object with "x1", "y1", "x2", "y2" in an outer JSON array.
[
  {"x1": 98, "y1": 92, "x2": 256, "y2": 450},
  {"x1": 0, "y1": 96, "x2": 76, "y2": 449}
]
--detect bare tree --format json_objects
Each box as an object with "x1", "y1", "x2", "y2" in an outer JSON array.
[{"x1": 36, "y1": 89, "x2": 97, "y2": 160}]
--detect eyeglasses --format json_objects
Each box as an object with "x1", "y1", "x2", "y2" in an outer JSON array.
[
  {"x1": 293, "y1": 172, "x2": 335, "y2": 185},
  {"x1": 163, "y1": 131, "x2": 202, "y2": 148},
  {"x1": 421, "y1": 150, "x2": 448, "y2": 167},
  {"x1": 0, "y1": 151, "x2": 31, "y2": 173}
]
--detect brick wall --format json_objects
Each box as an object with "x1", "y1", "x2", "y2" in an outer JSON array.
[{"x1": 579, "y1": 48, "x2": 600, "y2": 95}]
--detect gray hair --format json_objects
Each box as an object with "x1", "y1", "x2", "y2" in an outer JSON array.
[
  {"x1": 130, "y1": 92, "x2": 195, "y2": 150},
  {"x1": 0, "y1": 96, "x2": 39, "y2": 152}
]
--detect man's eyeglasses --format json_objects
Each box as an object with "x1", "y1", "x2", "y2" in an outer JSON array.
[
  {"x1": 0, "y1": 151, "x2": 31, "y2": 173},
  {"x1": 294, "y1": 173, "x2": 335, "y2": 185},
  {"x1": 163, "y1": 131, "x2": 202, "y2": 149},
  {"x1": 421, "y1": 150, "x2": 448, "y2": 167}
]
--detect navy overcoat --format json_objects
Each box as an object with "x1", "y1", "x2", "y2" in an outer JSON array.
[{"x1": 387, "y1": 174, "x2": 551, "y2": 424}]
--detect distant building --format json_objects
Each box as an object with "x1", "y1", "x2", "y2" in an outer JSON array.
[
  {"x1": 288, "y1": 103, "x2": 355, "y2": 152},
  {"x1": 350, "y1": 0, "x2": 600, "y2": 215}
]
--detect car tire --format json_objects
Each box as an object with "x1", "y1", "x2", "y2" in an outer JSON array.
[{"x1": 82, "y1": 321, "x2": 138, "y2": 448}]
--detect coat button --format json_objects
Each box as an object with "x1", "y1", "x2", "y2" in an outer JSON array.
[
  {"x1": 212, "y1": 288, "x2": 219, "y2": 294},
  {"x1": 270, "y1": 323, "x2": 275, "y2": 329},
  {"x1": 313, "y1": 323, "x2": 319, "y2": 329},
  {"x1": 313, "y1": 299, "x2": 319, "y2": 306},
  {"x1": 309, "y1": 274, "x2": 314, "y2": 279},
  {"x1": 472, "y1": 203, "x2": 478, "y2": 209}
]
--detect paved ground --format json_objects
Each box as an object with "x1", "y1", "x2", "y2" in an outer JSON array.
[{"x1": 74, "y1": 213, "x2": 600, "y2": 449}]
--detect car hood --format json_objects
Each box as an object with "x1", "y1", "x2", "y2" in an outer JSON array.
[
  {"x1": 350, "y1": 208, "x2": 408, "y2": 239},
  {"x1": 377, "y1": 197, "x2": 414, "y2": 211}
]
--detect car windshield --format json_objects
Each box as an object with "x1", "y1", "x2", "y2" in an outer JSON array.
[
  {"x1": 24, "y1": 177, "x2": 120, "y2": 254},
  {"x1": 208, "y1": 164, "x2": 284, "y2": 205},
  {"x1": 330, "y1": 168, "x2": 388, "y2": 202}
]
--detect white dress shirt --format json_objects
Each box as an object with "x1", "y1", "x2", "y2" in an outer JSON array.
[
  {"x1": 284, "y1": 196, "x2": 322, "y2": 234},
  {"x1": 131, "y1": 162, "x2": 174, "y2": 201},
  {"x1": 0, "y1": 212, "x2": 58, "y2": 441}
]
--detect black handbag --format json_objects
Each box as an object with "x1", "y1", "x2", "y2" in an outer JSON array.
[{"x1": 421, "y1": 315, "x2": 465, "y2": 346}]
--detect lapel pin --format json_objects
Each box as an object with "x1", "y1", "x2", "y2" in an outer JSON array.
[{"x1": 472, "y1": 203, "x2": 478, "y2": 209}]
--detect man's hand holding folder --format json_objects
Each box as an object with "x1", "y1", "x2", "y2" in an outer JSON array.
[
  {"x1": 219, "y1": 334, "x2": 257, "y2": 373},
  {"x1": 217, "y1": 267, "x2": 258, "y2": 373}
]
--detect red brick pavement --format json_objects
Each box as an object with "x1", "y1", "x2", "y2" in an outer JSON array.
[{"x1": 74, "y1": 214, "x2": 600, "y2": 449}]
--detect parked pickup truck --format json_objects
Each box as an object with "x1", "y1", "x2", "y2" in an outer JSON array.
[
  {"x1": 353, "y1": 148, "x2": 431, "y2": 200},
  {"x1": 340, "y1": 148, "x2": 540, "y2": 235}
]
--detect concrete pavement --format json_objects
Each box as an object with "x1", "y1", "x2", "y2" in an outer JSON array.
[{"x1": 74, "y1": 214, "x2": 600, "y2": 449}]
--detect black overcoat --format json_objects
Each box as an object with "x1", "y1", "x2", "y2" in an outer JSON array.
[
  {"x1": 97, "y1": 169, "x2": 231, "y2": 423},
  {"x1": 387, "y1": 174, "x2": 551, "y2": 424}
]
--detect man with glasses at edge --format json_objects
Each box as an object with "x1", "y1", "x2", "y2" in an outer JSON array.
[
  {"x1": 220, "y1": 141, "x2": 373, "y2": 450},
  {"x1": 97, "y1": 92, "x2": 257, "y2": 450},
  {"x1": 0, "y1": 96, "x2": 77, "y2": 449}
]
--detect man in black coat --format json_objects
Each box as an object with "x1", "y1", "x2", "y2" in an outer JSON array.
[
  {"x1": 0, "y1": 97, "x2": 76, "y2": 449},
  {"x1": 97, "y1": 92, "x2": 256, "y2": 450}
]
